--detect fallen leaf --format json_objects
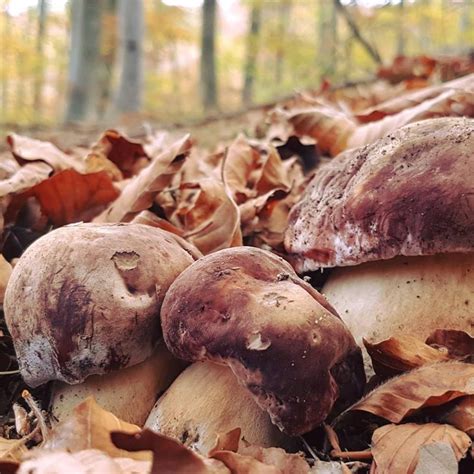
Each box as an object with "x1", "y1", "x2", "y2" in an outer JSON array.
[
  {"x1": 9, "y1": 169, "x2": 119, "y2": 226},
  {"x1": 426, "y1": 329, "x2": 474, "y2": 362},
  {"x1": 7, "y1": 134, "x2": 83, "y2": 172},
  {"x1": 44, "y1": 397, "x2": 150, "y2": 461},
  {"x1": 111, "y1": 429, "x2": 229, "y2": 474},
  {"x1": 0, "y1": 162, "x2": 53, "y2": 198},
  {"x1": 17, "y1": 449, "x2": 151, "y2": 474},
  {"x1": 208, "y1": 428, "x2": 241, "y2": 455},
  {"x1": 438, "y1": 396, "x2": 474, "y2": 438},
  {"x1": 174, "y1": 178, "x2": 242, "y2": 255},
  {"x1": 88, "y1": 129, "x2": 149, "y2": 178},
  {"x1": 95, "y1": 135, "x2": 191, "y2": 223},
  {"x1": 346, "y1": 361, "x2": 474, "y2": 423},
  {"x1": 414, "y1": 441, "x2": 459, "y2": 474},
  {"x1": 131, "y1": 210, "x2": 185, "y2": 237},
  {"x1": 363, "y1": 336, "x2": 449, "y2": 377},
  {"x1": 371, "y1": 423, "x2": 471, "y2": 474}
]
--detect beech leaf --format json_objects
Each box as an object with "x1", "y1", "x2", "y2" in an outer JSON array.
[
  {"x1": 346, "y1": 361, "x2": 474, "y2": 423},
  {"x1": 95, "y1": 135, "x2": 191, "y2": 223},
  {"x1": 44, "y1": 397, "x2": 150, "y2": 461},
  {"x1": 371, "y1": 423, "x2": 471, "y2": 474}
]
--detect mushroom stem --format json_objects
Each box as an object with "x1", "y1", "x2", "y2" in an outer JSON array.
[
  {"x1": 145, "y1": 361, "x2": 294, "y2": 454},
  {"x1": 51, "y1": 344, "x2": 186, "y2": 426},
  {"x1": 323, "y1": 253, "x2": 474, "y2": 345}
]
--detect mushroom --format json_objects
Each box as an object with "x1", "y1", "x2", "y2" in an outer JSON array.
[
  {"x1": 157, "y1": 246, "x2": 365, "y2": 440},
  {"x1": 4, "y1": 223, "x2": 200, "y2": 423},
  {"x1": 284, "y1": 117, "x2": 474, "y2": 344},
  {"x1": 145, "y1": 361, "x2": 291, "y2": 454}
]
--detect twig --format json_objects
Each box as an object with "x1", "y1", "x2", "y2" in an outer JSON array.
[
  {"x1": 0, "y1": 369, "x2": 20, "y2": 375},
  {"x1": 323, "y1": 423, "x2": 373, "y2": 461},
  {"x1": 334, "y1": 0, "x2": 382, "y2": 65},
  {"x1": 299, "y1": 436, "x2": 320, "y2": 462},
  {"x1": 22, "y1": 390, "x2": 49, "y2": 443}
]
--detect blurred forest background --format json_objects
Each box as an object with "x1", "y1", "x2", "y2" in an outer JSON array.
[{"x1": 0, "y1": 0, "x2": 473, "y2": 130}]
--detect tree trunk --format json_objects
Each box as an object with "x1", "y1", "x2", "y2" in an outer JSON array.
[
  {"x1": 64, "y1": 0, "x2": 103, "y2": 123},
  {"x1": 317, "y1": 0, "x2": 337, "y2": 79},
  {"x1": 112, "y1": 0, "x2": 144, "y2": 114},
  {"x1": 1, "y1": 2, "x2": 10, "y2": 117},
  {"x1": 275, "y1": 0, "x2": 291, "y2": 85},
  {"x1": 33, "y1": 0, "x2": 48, "y2": 114},
  {"x1": 396, "y1": 0, "x2": 405, "y2": 56},
  {"x1": 200, "y1": 0, "x2": 217, "y2": 111},
  {"x1": 242, "y1": 0, "x2": 262, "y2": 105},
  {"x1": 97, "y1": 0, "x2": 117, "y2": 118}
]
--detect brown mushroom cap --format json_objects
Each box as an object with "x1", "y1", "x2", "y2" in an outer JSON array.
[
  {"x1": 4, "y1": 223, "x2": 200, "y2": 387},
  {"x1": 284, "y1": 117, "x2": 474, "y2": 272},
  {"x1": 161, "y1": 247, "x2": 365, "y2": 435}
]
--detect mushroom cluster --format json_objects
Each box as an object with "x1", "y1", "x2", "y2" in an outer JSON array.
[
  {"x1": 4, "y1": 222, "x2": 365, "y2": 447},
  {"x1": 285, "y1": 117, "x2": 474, "y2": 344}
]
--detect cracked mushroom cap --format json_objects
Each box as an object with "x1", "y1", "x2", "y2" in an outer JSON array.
[
  {"x1": 160, "y1": 247, "x2": 365, "y2": 436},
  {"x1": 284, "y1": 117, "x2": 474, "y2": 272},
  {"x1": 4, "y1": 223, "x2": 200, "y2": 387}
]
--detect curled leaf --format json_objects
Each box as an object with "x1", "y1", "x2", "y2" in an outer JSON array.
[
  {"x1": 346, "y1": 361, "x2": 474, "y2": 423},
  {"x1": 111, "y1": 429, "x2": 229, "y2": 474},
  {"x1": 7, "y1": 134, "x2": 83, "y2": 172},
  {"x1": 438, "y1": 396, "x2": 474, "y2": 438},
  {"x1": 9, "y1": 169, "x2": 119, "y2": 226},
  {"x1": 426, "y1": 329, "x2": 474, "y2": 362},
  {"x1": 363, "y1": 336, "x2": 449, "y2": 378},
  {"x1": 95, "y1": 135, "x2": 191, "y2": 223},
  {"x1": 371, "y1": 423, "x2": 471, "y2": 474}
]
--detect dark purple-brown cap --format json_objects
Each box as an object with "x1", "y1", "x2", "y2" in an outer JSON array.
[
  {"x1": 161, "y1": 246, "x2": 365, "y2": 435},
  {"x1": 284, "y1": 117, "x2": 474, "y2": 272}
]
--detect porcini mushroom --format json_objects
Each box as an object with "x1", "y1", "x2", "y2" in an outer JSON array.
[
  {"x1": 284, "y1": 117, "x2": 474, "y2": 344},
  {"x1": 145, "y1": 361, "x2": 291, "y2": 454},
  {"x1": 158, "y1": 246, "x2": 365, "y2": 439},
  {"x1": 4, "y1": 223, "x2": 200, "y2": 423}
]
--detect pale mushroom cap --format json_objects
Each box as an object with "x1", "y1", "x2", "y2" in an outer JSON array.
[
  {"x1": 4, "y1": 223, "x2": 199, "y2": 387},
  {"x1": 161, "y1": 246, "x2": 365, "y2": 435},
  {"x1": 285, "y1": 117, "x2": 474, "y2": 272}
]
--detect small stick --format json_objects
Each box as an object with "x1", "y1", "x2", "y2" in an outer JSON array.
[{"x1": 330, "y1": 450, "x2": 373, "y2": 461}]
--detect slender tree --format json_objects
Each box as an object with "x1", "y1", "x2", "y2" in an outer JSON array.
[
  {"x1": 200, "y1": 0, "x2": 217, "y2": 110},
  {"x1": 33, "y1": 0, "x2": 48, "y2": 113},
  {"x1": 275, "y1": 0, "x2": 291, "y2": 85},
  {"x1": 242, "y1": 0, "x2": 262, "y2": 105},
  {"x1": 112, "y1": 0, "x2": 144, "y2": 114},
  {"x1": 317, "y1": 0, "x2": 338, "y2": 79},
  {"x1": 396, "y1": 0, "x2": 405, "y2": 56},
  {"x1": 64, "y1": 0, "x2": 103, "y2": 122}
]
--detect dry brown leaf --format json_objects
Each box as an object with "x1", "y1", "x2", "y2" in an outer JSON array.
[
  {"x1": 7, "y1": 133, "x2": 83, "y2": 172},
  {"x1": 9, "y1": 169, "x2": 119, "y2": 226},
  {"x1": 0, "y1": 152, "x2": 20, "y2": 180},
  {"x1": 426, "y1": 329, "x2": 474, "y2": 361},
  {"x1": 363, "y1": 336, "x2": 450, "y2": 377},
  {"x1": 347, "y1": 89, "x2": 463, "y2": 150},
  {"x1": 347, "y1": 361, "x2": 474, "y2": 423},
  {"x1": 95, "y1": 135, "x2": 191, "y2": 223},
  {"x1": 111, "y1": 429, "x2": 229, "y2": 474},
  {"x1": 371, "y1": 423, "x2": 471, "y2": 474},
  {"x1": 439, "y1": 396, "x2": 474, "y2": 438},
  {"x1": 44, "y1": 397, "x2": 150, "y2": 461},
  {"x1": 17, "y1": 449, "x2": 151, "y2": 474},
  {"x1": 355, "y1": 73, "x2": 474, "y2": 122},
  {"x1": 0, "y1": 162, "x2": 53, "y2": 198},
  {"x1": 131, "y1": 209, "x2": 185, "y2": 237},
  {"x1": 84, "y1": 151, "x2": 123, "y2": 181},
  {"x1": 89, "y1": 129, "x2": 149, "y2": 178},
  {"x1": 174, "y1": 178, "x2": 242, "y2": 255},
  {"x1": 0, "y1": 436, "x2": 28, "y2": 462}
]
